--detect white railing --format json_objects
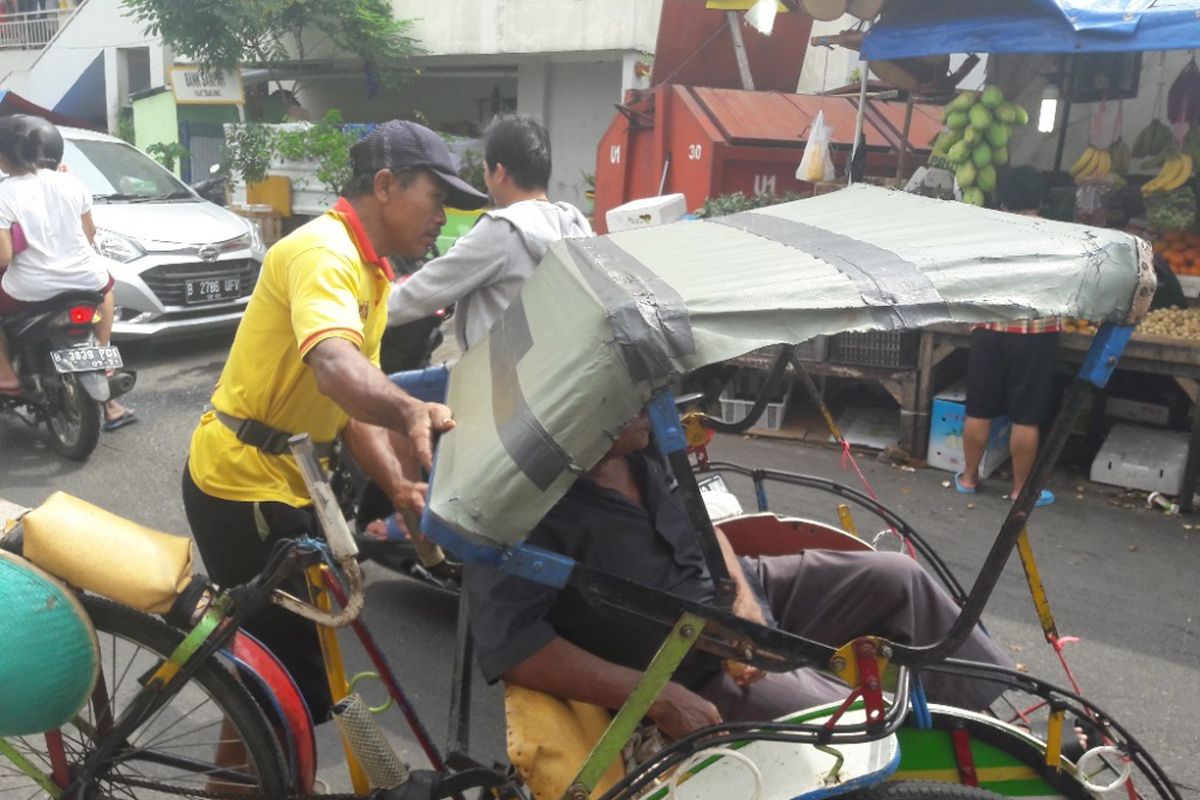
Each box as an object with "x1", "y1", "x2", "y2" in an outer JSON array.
[{"x1": 0, "y1": 5, "x2": 79, "y2": 51}]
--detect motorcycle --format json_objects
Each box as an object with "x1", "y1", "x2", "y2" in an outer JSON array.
[
  {"x1": 0, "y1": 291, "x2": 135, "y2": 460},
  {"x1": 190, "y1": 164, "x2": 228, "y2": 207}
]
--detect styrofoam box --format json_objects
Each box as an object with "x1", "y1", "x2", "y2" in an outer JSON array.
[
  {"x1": 1106, "y1": 396, "x2": 1170, "y2": 427},
  {"x1": 719, "y1": 388, "x2": 792, "y2": 432},
  {"x1": 1090, "y1": 423, "x2": 1188, "y2": 494},
  {"x1": 925, "y1": 382, "x2": 1011, "y2": 479},
  {"x1": 606, "y1": 193, "x2": 688, "y2": 233}
]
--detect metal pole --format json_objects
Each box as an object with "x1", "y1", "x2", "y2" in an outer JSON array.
[
  {"x1": 897, "y1": 94, "x2": 915, "y2": 179},
  {"x1": 851, "y1": 49, "x2": 870, "y2": 185},
  {"x1": 726, "y1": 10, "x2": 756, "y2": 91}
]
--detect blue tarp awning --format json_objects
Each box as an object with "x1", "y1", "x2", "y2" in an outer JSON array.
[{"x1": 861, "y1": 0, "x2": 1200, "y2": 60}]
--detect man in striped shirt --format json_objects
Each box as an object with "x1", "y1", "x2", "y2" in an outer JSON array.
[{"x1": 956, "y1": 167, "x2": 1059, "y2": 507}]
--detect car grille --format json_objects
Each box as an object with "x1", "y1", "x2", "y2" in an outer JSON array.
[{"x1": 140, "y1": 260, "x2": 260, "y2": 307}]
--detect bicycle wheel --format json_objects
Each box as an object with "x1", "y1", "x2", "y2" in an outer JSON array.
[
  {"x1": 0, "y1": 595, "x2": 289, "y2": 798},
  {"x1": 846, "y1": 781, "x2": 1008, "y2": 800}
]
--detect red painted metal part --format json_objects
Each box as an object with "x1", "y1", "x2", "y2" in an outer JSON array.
[
  {"x1": 322, "y1": 570, "x2": 448, "y2": 773},
  {"x1": 854, "y1": 639, "x2": 886, "y2": 726},
  {"x1": 951, "y1": 726, "x2": 981, "y2": 787},
  {"x1": 232, "y1": 632, "x2": 318, "y2": 793},
  {"x1": 720, "y1": 513, "x2": 875, "y2": 558},
  {"x1": 44, "y1": 730, "x2": 70, "y2": 788}
]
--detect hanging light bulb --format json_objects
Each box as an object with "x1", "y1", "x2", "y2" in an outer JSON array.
[{"x1": 1038, "y1": 84, "x2": 1059, "y2": 133}]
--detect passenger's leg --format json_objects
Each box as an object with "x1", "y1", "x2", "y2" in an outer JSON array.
[
  {"x1": 0, "y1": 329, "x2": 17, "y2": 391},
  {"x1": 751, "y1": 550, "x2": 1013, "y2": 710}
]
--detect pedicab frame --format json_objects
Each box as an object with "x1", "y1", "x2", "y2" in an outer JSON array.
[{"x1": 417, "y1": 186, "x2": 1175, "y2": 799}]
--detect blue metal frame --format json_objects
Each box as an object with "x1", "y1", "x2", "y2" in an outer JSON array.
[{"x1": 1077, "y1": 324, "x2": 1134, "y2": 389}]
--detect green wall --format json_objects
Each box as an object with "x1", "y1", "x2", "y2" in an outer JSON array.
[{"x1": 131, "y1": 90, "x2": 179, "y2": 173}]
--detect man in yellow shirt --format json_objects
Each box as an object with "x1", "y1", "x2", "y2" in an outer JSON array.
[{"x1": 181, "y1": 120, "x2": 487, "y2": 718}]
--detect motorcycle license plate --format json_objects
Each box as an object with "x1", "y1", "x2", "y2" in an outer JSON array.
[
  {"x1": 50, "y1": 346, "x2": 123, "y2": 373},
  {"x1": 185, "y1": 277, "x2": 240, "y2": 305}
]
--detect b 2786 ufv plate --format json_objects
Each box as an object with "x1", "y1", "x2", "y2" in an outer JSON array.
[{"x1": 50, "y1": 346, "x2": 123, "y2": 373}]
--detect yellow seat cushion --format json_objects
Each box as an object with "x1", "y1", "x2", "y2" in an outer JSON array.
[
  {"x1": 505, "y1": 684, "x2": 624, "y2": 800},
  {"x1": 23, "y1": 491, "x2": 193, "y2": 614}
]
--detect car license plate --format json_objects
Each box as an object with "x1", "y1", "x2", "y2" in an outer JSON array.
[
  {"x1": 185, "y1": 276, "x2": 240, "y2": 305},
  {"x1": 50, "y1": 346, "x2": 123, "y2": 373}
]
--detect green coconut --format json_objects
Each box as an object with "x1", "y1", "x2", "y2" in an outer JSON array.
[
  {"x1": 956, "y1": 161, "x2": 977, "y2": 189},
  {"x1": 980, "y1": 84, "x2": 1005, "y2": 109},
  {"x1": 945, "y1": 110, "x2": 969, "y2": 131},
  {"x1": 969, "y1": 104, "x2": 993, "y2": 130},
  {"x1": 946, "y1": 140, "x2": 971, "y2": 164},
  {"x1": 995, "y1": 101, "x2": 1018, "y2": 124},
  {"x1": 986, "y1": 123, "x2": 1010, "y2": 149},
  {"x1": 962, "y1": 187, "x2": 986, "y2": 206},
  {"x1": 977, "y1": 164, "x2": 998, "y2": 193},
  {"x1": 972, "y1": 143, "x2": 993, "y2": 168}
]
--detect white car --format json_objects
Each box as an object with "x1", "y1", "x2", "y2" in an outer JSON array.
[{"x1": 59, "y1": 127, "x2": 265, "y2": 340}]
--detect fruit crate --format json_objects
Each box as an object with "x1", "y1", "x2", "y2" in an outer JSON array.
[
  {"x1": 828, "y1": 331, "x2": 920, "y2": 369},
  {"x1": 729, "y1": 339, "x2": 827, "y2": 371}
]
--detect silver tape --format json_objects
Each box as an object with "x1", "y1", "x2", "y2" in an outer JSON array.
[{"x1": 712, "y1": 212, "x2": 949, "y2": 329}]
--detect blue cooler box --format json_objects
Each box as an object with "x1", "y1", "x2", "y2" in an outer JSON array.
[{"x1": 926, "y1": 382, "x2": 1011, "y2": 479}]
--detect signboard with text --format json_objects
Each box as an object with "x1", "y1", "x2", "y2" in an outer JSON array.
[{"x1": 170, "y1": 66, "x2": 244, "y2": 105}]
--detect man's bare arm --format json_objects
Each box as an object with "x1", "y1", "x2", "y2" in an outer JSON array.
[
  {"x1": 342, "y1": 418, "x2": 426, "y2": 513},
  {"x1": 505, "y1": 636, "x2": 722, "y2": 740},
  {"x1": 715, "y1": 527, "x2": 766, "y2": 625},
  {"x1": 306, "y1": 337, "x2": 453, "y2": 469}
]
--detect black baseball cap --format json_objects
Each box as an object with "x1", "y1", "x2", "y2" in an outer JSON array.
[{"x1": 350, "y1": 120, "x2": 489, "y2": 210}]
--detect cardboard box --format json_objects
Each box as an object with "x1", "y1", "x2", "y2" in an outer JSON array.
[
  {"x1": 925, "y1": 382, "x2": 1012, "y2": 479},
  {"x1": 1090, "y1": 423, "x2": 1188, "y2": 494},
  {"x1": 606, "y1": 193, "x2": 687, "y2": 233},
  {"x1": 1105, "y1": 396, "x2": 1171, "y2": 427}
]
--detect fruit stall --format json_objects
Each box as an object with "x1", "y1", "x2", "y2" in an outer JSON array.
[{"x1": 854, "y1": 0, "x2": 1200, "y2": 505}]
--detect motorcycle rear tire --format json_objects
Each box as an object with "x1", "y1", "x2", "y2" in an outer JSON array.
[{"x1": 44, "y1": 370, "x2": 101, "y2": 460}]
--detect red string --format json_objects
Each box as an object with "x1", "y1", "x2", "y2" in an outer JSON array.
[{"x1": 839, "y1": 439, "x2": 917, "y2": 559}]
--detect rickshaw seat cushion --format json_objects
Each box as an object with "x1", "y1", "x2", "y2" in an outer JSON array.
[
  {"x1": 0, "y1": 550, "x2": 98, "y2": 736},
  {"x1": 505, "y1": 683, "x2": 623, "y2": 800},
  {"x1": 719, "y1": 513, "x2": 874, "y2": 558},
  {"x1": 22, "y1": 491, "x2": 194, "y2": 615}
]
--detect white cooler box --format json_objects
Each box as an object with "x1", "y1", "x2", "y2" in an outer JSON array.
[
  {"x1": 1090, "y1": 423, "x2": 1188, "y2": 494},
  {"x1": 926, "y1": 382, "x2": 1011, "y2": 479}
]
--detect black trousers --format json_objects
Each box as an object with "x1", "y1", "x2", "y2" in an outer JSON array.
[{"x1": 181, "y1": 461, "x2": 333, "y2": 721}]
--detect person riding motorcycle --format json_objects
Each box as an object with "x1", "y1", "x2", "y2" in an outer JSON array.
[{"x1": 0, "y1": 115, "x2": 134, "y2": 429}]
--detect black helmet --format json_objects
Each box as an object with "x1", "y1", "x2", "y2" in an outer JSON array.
[{"x1": 13, "y1": 115, "x2": 64, "y2": 169}]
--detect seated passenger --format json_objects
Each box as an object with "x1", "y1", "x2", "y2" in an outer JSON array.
[{"x1": 464, "y1": 415, "x2": 1013, "y2": 740}]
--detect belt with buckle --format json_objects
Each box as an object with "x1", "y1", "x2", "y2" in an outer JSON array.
[{"x1": 215, "y1": 411, "x2": 334, "y2": 458}]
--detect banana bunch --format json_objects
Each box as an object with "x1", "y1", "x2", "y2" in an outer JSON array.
[
  {"x1": 1141, "y1": 151, "x2": 1194, "y2": 196},
  {"x1": 1184, "y1": 126, "x2": 1200, "y2": 164},
  {"x1": 1069, "y1": 146, "x2": 1111, "y2": 183},
  {"x1": 1108, "y1": 138, "x2": 1131, "y2": 175},
  {"x1": 1132, "y1": 119, "x2": 1173, "y2": 159}
]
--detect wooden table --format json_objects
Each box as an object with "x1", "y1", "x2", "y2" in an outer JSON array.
[{"x1": 919, "y1": 324, "x2": 1200, "y2": 510}]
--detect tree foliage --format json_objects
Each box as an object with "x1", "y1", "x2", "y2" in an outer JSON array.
[{"x1": 123, "y1": 0, "x2": 421, "y2": 90}]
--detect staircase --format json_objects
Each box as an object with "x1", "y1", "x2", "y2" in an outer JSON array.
[{"x1": 0, "y1": 0, "x2": 166, "y2": 130}]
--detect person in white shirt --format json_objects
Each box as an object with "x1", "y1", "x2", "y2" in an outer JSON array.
[{"x1": 0, "y1": 116, "x2": 133, "y2": 427}]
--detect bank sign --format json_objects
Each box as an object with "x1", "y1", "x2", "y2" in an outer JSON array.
[{"x1": 170, "y1": 67, "x2": 244, "y2": 105}]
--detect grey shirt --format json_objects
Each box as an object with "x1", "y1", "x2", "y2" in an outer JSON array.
[{"x1": 387, "y1": 199, "x2": 592, "y2": 351}]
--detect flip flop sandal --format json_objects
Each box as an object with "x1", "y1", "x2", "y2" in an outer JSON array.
[
  {"x1": 102, "y1": 410, "x2": 138, "y2": 432},
  {"x1": 953, "y1": 472, "x2": 977, "y2": 494},
  {"x1": 1035, "y1": 489, "x2": 1055, "y2": 507}
]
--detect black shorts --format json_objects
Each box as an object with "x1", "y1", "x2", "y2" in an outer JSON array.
[
  {"x1": 965, "y1": 329, "x2": 1060, "y2": 426},
  {"x1": 181, "y1": 462, "x2": 333, "y2": 721}
]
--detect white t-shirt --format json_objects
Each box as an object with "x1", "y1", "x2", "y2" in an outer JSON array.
[{"x1": 0, "y1": 170, "x2": 107, "y2": 302}]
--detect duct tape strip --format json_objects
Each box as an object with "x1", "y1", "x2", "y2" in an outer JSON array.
[
  {"x1": 489, "y1": 294, "x2": 572, "y2": 491},
  {"x1": 711, "y1": 212, "x2": 949, "y2": 329},
  {"x1": 565, "y1": 237, "x2": 695, "y2": 384}
]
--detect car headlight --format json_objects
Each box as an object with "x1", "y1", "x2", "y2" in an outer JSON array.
[
  {"x1": 243, "y1": 219, "x2": 265, "y2": 257},
  {"x1": 93, "y1": 229, "x2": 144, "y2": 263}
]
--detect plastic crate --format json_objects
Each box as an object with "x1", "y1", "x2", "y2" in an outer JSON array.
[
  {"x1": 794, "y1": 336, "x2": 828, "y2": 362},
  {"x1": 828, "y1": 331, "x2": 919, "y2": 369},
  {"x1": 718, "y1": 371, "x2": 793, "y2": 432}
]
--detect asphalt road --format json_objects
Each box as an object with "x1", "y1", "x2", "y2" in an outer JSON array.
[{"x1": 1, "y1": 332, "x2": 1196, "y2": 797}]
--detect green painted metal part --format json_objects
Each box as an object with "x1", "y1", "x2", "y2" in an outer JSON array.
[
  {"x1": 152, "y1": 594, "x2": 230, "y2": 688},
  {"x1": 564, "y1": 613, "x2": 706, "y2": 800},
  {"x1": 894, "y1": 727, "x2": 1064, "y2": 797},
  {"x1": 0, "y1": 738, "x2": 62, "y2": 798}
]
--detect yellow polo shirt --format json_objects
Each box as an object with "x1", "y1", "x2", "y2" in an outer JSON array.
[{"x1": 187, "y1": 199, "x2": 394, "y2": 507}]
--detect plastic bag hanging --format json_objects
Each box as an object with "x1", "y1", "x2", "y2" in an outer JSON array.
[{"x1": 797, "y1": 110, "x2": 836, "y2": 184}]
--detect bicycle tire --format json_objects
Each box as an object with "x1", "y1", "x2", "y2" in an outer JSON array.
[
  {"x1": 0, "y1": 595, "x2": 289, "y2": 798},
  {"x1": 845, "y1": 780, "x2": 1008, "y2": 800}
]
